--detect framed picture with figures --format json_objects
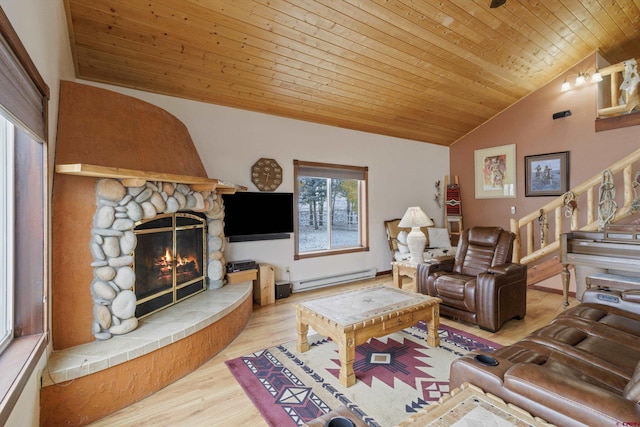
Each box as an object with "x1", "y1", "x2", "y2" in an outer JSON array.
[
  {"x1": 474, "y1": 144, "x2": 516, "y2": 199},
  {"x1": 525, "y1": 151, "x2": 570, "y2": 197}
]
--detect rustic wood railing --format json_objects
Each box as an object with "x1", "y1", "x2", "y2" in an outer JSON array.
[
  {"x1": 597, "y1": 57, "x2": 639, "y2": 118},
  {"x1": 511, "y1": 147, "x2": 640, "y2": 265}
]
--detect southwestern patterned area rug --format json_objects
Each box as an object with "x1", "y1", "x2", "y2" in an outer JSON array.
[{"x1": 225, "y1": 322, "x2": 500, "y2": 427}]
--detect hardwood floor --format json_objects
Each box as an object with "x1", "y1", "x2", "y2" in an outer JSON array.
[{"x1": 88, "y1": 274, "x2": 567, "y2": 426}]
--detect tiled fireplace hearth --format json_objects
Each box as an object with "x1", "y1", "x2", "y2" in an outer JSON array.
[{"x1": 43, "y1": 164, "x2": 251, "y2": 426}]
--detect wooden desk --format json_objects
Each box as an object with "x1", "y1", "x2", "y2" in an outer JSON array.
[{"x1": 295, "y1": 285, "x2": 440, "y2": 387}]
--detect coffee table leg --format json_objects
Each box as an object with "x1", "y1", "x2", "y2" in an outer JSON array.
[
  {"x1": 338, "y1": 331, "x2": 356, "y2": 387},
  {"x1": 426, "y1": 304, "x2": 440, "y2": 347},
  {"x1": 296, "y1": 312, "x2": 310, "y2": 352}
]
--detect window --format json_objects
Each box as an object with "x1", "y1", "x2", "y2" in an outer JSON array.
[
  {"x1": 0, "y1": 116, "x2": 14, "y2": 354},
  {"x1": 294, "y1": 160, "x2": 369, "y2": 259},
  {"x1": 0, "y1": 6, "x2": 49, "y2": 424}
]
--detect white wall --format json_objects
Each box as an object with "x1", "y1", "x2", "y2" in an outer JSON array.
[
  {"x1": 0, "y1": 0, "x2": 75, "y2": 425},
  {"x1": 81, "y1": 82, "x2": 450, "y2": 283}
]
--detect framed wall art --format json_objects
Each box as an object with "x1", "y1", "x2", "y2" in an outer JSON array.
[
  {"x1": 524, "y1": 151, "x2": 570, "y2": 197},
  {"x1": 474, "y1": 144, "x2": 516, "y2": 199}
]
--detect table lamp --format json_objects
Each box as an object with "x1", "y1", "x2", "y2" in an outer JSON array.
[{"x1": 398, "y1": 206, "x2": 434, "y2": 264}]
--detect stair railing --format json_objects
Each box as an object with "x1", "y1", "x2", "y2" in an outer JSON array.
[{"x1": 511, "y1": 147, "x2": 640, "y2": 265}]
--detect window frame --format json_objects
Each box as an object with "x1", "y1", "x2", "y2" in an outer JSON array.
[
  {"x1": 0, "y1": 6, "x2": 49, "y2": 425},
  {"x1": 0, "y1": 118, "x2": 15, "y2": 354},
  {"x1": 293, "y1": 160, "x2": 369, "y2": 260}
]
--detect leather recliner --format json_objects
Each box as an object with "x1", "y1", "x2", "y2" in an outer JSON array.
[{"x1": 416, "y1": 226, "x2": 527, "y2": 332}]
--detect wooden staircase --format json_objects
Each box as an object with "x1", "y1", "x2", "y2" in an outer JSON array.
[
  {"x1": 511, "y1": 147, "x2": 640, "y2": 281},
  {"x1": 526, "y1": 257, "x2": 563, "y2": 286}
]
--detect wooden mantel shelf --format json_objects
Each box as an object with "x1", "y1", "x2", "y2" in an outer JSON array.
[{"x1": 55, "y1": 163, "x2": 247, "y2": 194}]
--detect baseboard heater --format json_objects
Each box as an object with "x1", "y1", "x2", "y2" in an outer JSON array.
[{"x1": 291, "y1": 268, "x2": 377, "y2": 293}]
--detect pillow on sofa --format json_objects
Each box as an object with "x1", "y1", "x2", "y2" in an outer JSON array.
[
  {"x1": 427, "y1": 227, "x2": 452, "y2": 248},
  {"x1": 397, "y1": 231, "x2": 410, "y2": 253}
]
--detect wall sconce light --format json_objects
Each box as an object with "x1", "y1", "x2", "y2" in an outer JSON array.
[{"x1": 561, "y1": 69, "x2": 602, "y2": 92}]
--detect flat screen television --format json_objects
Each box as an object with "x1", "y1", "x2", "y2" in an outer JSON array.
[{"x1": 221, "y1": 192, "x2": 294, "y2": 242}]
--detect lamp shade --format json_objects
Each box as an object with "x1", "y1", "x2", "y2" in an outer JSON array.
[
  {"x1": 398, "y1": 207, "x2": 433, "y2": 264},
  {"x1": 398, "y1": 207, "x2": 433, "y2": 228}
]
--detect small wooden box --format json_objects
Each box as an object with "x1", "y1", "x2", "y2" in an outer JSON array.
[
  {"x1": 254, "y1": 264, "x2": 275, "y2": 306},
  {"x1": 226, "y1": 269, "x2": 258, "y2": 285}
]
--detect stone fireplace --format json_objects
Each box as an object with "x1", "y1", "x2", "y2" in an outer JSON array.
[
  {"x1": 89, "y1": 175, "x2": 228, "y2": 340},
  {"x1": 44, "y1": 81, "x2": 254, "y2": 425},
  {"x1": 134, "y1": 212, "x2": 206, "y2": 318}
]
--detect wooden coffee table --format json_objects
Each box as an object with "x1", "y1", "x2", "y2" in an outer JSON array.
[{"x1": 295, "y1": 285, "x2": 441, "y2": 387}]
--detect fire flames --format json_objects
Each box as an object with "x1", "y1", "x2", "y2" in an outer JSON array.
[{"x1": 156, "y1": 248, "x2": 199, "y2": 281}]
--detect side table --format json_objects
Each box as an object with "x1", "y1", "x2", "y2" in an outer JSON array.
[
  {"x1": 391, "y1": 261, "x2": 417, "y2": 289},
  {"x1": 392, "y1": 261, "x2": 434, "y2": 289},
  {"x1": 254, "y1": 263, "x2": 275, "y2": 306}
]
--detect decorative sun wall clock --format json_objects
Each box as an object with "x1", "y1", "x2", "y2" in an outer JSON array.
[{"x1": 251, "y1": 158, "x2": 282, "y2": 191}]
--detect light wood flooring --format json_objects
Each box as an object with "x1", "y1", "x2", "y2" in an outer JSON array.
[{"x1": 88, "y1": 274, "x2": 567, "y2": 427}]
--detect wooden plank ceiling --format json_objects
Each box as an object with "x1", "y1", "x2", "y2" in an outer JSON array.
[{"x1": 64, "y1": 0, "x2": 640, "y2": 146}]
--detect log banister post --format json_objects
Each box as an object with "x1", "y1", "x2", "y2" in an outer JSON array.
[
  {"x1": 587, "y1": 188, "x2": 594, "y2": 224},
  {"x1": 625, "y1": 165, "x2": 633, "y2": 206},
  {"x1": 510, "y1": 218, "x2": 521, "y2": 263},
  {"x1": 555, "y1": 207, "x2": 562, "y2": 241},
  {"x1": 541, "y1": 211, "x2": 549, "y2": 248}
]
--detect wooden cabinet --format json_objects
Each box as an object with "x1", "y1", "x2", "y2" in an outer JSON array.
[
  {"x1": 226, "y1": 269, "x2": 258, "y2": 284},
  {"x1": 254, "y1": 264, "x2": 275, "y2": 306}
]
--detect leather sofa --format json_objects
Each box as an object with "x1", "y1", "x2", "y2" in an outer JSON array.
[
  {"x1": 416, "y1": 226, "x2": 527, "y2": 332},
  {"x1": 450, "y1": 288, "x2": 640, "y2": 426}
]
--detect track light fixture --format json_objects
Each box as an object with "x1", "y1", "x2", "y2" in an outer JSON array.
[{"x1": 560, "y1": 69, "x2": 602, "y2": 92}]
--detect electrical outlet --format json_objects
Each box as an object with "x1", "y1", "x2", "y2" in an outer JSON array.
[{"x1": 511, "y1": 206, "x2": 516, "y2": 215}]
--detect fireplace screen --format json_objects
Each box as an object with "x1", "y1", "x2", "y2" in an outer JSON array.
[{"x1": 134, "y1": 212, "x2": 207, "y2": 318}]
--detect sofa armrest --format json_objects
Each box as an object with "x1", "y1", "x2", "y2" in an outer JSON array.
[
  {"x1": 449, "y1": 352, "x2": 514, "y2": 390},
  {"x1": 476, "y1": 264, "x2": 527, "y2": 331},
  {"x1": 430, "y1": 255, "x2": 455, "y2": 271},
  {"x1": 416, "y1": 258, "x2": 454, "y2": 295},
  {"x1": 487, "y1": 263, "x2": 526, "y2": 277},
  {"x1": 505, "y1": 363, "x2": 640, "y2": 426}
]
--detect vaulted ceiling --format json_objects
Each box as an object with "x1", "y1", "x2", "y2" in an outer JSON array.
[{"x1": 63, "y1": 0, "x2": 640, "y2": 146}]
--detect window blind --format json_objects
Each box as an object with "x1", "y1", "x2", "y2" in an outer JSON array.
[
  {"x1": 295, "y1": 160, "x2": 367, "y2": 180},
  {"x1": 0, "y1": 9, "x2": 48, "y2": 141}
]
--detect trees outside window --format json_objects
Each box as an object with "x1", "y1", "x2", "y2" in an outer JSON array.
[{"x1": 294, "y1": 161, "x2": 368, "y2": 259}]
